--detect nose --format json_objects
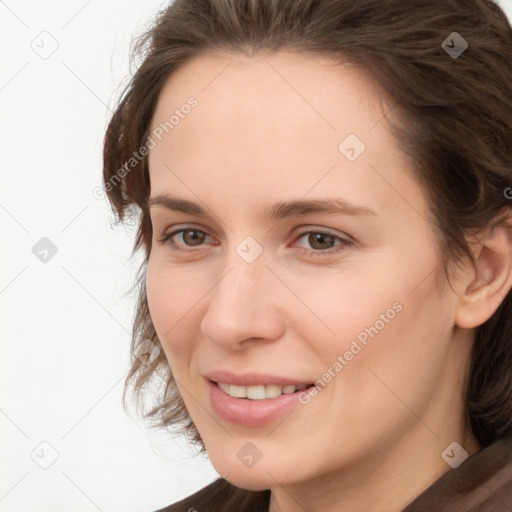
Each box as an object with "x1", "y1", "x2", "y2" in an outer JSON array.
[{"x1": 200, "y1": 254, "x2": 286, "y2": 350}]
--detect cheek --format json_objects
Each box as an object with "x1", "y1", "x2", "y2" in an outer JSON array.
[
  {"x1": 288, "y1": 252, "x2": 453, "y2": 397},
  {"x1": 321, "y1": 273, "x2": 454, "y2": 427},
  {"x1": 279, "y1": 264, "x2": 404, "y2": 361},
  {"x1": 145, "y1": 258, "x2": 201, "y2": 366}
]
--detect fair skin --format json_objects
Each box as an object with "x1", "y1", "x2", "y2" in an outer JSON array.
[{"x1": 145, "y1": 50, "x2": 512, "y2": 512}]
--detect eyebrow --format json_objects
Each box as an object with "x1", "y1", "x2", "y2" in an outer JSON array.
[{"x1": 147, "y1": 194, "x2": 377, "y2": 219}]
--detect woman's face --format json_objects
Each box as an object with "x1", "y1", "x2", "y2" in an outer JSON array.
[{"x1": 146, "y1": 51, "x2": 475, "y2": 491}]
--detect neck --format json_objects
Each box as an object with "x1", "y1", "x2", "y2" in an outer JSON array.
[{"x1": 268, "y1": 425, "x2": 480, "y2": 512}]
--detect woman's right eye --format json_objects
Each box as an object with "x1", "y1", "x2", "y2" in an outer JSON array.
[{"x1": 157, "y1": 227, "x2": 216, "y2": 251}]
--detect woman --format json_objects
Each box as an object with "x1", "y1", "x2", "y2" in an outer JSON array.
[{"x1": 102, "y1": 0, "x2": 512, "y2": 510}]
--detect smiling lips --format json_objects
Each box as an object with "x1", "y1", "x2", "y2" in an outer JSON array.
[
  {"x1": 205, "y1": 370, "x2": 314, "y2": 395},
  {"x1": 205, "y1": 371, "x2": 315, "y2": 425},
  {"x1": 217, "y1": 382, "x2": 310, "y2": 399}
]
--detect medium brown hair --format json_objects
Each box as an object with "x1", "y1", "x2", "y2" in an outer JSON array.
[{"x1": 103, "y1": 0, "x2": 512, "y2": 469}]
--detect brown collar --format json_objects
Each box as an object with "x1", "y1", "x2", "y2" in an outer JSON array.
[{"x1": 403, "y1": 435, "x2": 512, "y2": 511}]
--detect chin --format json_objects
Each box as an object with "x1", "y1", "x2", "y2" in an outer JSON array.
[
  {"x1": 221, "y1": 470, "x2": 275, "y2": 491},
  {"x1": 210, "y1": 452, "x2": 304, "y2": 491}
]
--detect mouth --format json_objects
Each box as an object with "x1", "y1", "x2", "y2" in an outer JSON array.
[
  {"x1": 207, "y1": 379, "x2": 315, "y2": 426},
  {"x1": 213, "y1": 381, "x2": 314, "y2": 400}
]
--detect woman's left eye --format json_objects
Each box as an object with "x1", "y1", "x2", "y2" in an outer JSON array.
[
  {"x1": 156, "y1": 227, "x2": 352, "y2": 257},
  {"x1": 293, "y1": 230, "x2": 353, "y2": 256}
]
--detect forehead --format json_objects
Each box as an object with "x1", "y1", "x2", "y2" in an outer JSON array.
[
  {"x1": 147, "y1": 50, "x2": 420, "y2": 218},
  {"x1": 150, "y1": 49, "x2": 387, "y2": 142}
]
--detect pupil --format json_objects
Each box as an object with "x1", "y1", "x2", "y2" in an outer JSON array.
[
  {"x1": 184, "y1": 230, "x2": 204, "y2": 246},
  {"x1": 309, "y1": 233, "x2": 334, "y2": 250}
]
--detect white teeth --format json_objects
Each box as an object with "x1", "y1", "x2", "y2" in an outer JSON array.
[
  {"x1": 230, "y1": 384, "x2": 246, "y2": 398},
  {"x1": 265, "y1": 384, "x2": 282, "y2": 398},
  {"x1": 217, "y1": 382, "x2": 307, "y2": 400},
  {"x1": 218, "y1": 382, "x2": 230, "y2": 393},
  {"x1": 246, "y1": 385, "x2": 266, "y2": 400}
]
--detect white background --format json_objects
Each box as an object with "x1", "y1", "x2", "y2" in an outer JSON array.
[{"x1": 1, "y1": 1, "x2": 511, "y2": 511}]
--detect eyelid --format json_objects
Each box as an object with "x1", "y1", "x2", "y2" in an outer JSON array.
[{"x1": 291, "y1": 225, "x2": 352, "y2": 242}]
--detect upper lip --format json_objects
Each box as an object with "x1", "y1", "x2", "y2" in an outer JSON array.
[{"x1": 205, "y1": 370, "x2": 314, "y2": 387}]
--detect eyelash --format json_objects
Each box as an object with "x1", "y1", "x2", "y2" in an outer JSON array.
[{"x1": 155, "y1": 226, "x2": 353, "y2": 258}]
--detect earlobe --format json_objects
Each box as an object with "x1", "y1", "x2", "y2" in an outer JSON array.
[{"x1": 455, "y1": 213, "x2": 512, "y2": 329}]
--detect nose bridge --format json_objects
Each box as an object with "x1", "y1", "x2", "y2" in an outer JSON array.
[
  {"x1": 200, "y1": 241, "x2": 284, "y2": 347},
  {"x1": 214, "y1": 232, "x2": 272, "y2": 305}
]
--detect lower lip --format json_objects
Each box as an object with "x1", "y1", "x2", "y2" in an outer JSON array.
[{"x1": 208, "y1": 380, "x2": 308, "y2": 427}]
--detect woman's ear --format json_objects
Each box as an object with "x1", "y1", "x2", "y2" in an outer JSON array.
[{"x1": 455, "y1": 209, "x2": 512, "y2": 329}]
